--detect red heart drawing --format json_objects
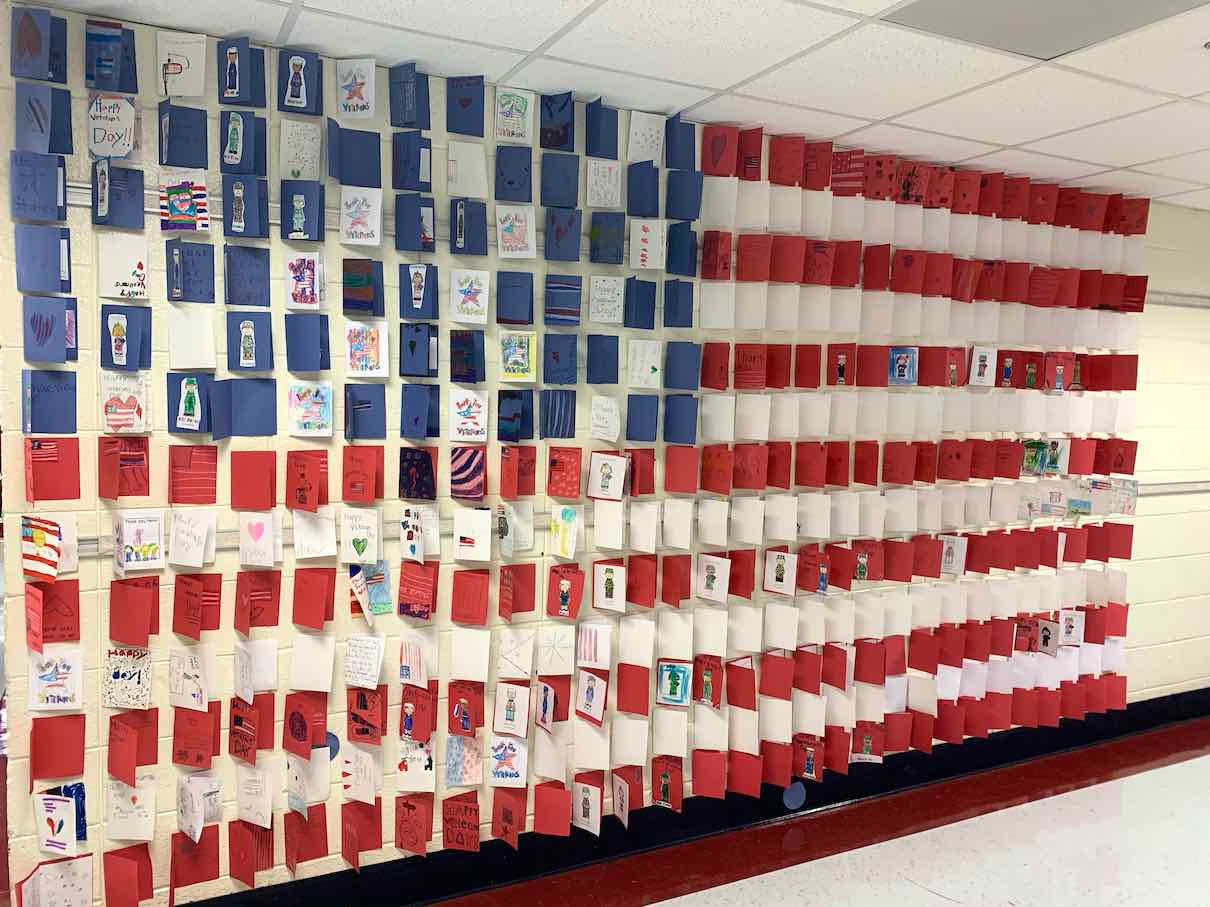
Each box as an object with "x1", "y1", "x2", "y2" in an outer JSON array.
[
  {"x1": 248, "y1": 521, "x2": 265, "y2": 542},
  {"x1": 458, "y1": 97, "x2": 472, "y2": 109}
]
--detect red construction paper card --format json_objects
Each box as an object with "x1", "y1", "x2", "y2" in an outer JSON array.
[
  {"x1": 735, "y1": 234, "x2": 772, "y2": 282},
  {"x1": 546, "y1": 563, "x2": 585, "y2": 620},
  {"x1": 98, "y1": 436, "x2": 150, "y2": 500},
  {"x1": 890, "y1": 249, "x2": 926, "y2": 294},
  {"x1": 282, "y1": 691, "x2": 327, "y2": 759},
  {"x1": 823, "y1": 725, "x2": 851, "y2": 774},
  {"x1": 896, "y1": 160, "x2": 931, "y2": 205},
  {"x1": 1002, "y1": 176, "x2": 1030, "y2": 219},
  {"x1": 344, "y1": 683, "x2": 387, "y2": 745},
  {"x1": 832, "y1": 240, "x2": 863, "y2": 288},
  {"x1": 794, "y1": 345, "x2": 822, "y2": 389},
  {"x1": 884, "y1": 539, "x2": 914, "y2": 582},
  {"x1": 733, "y1": 443, "x2": 769, "y2": 490},
  {"x1": 626, "y1": 448, "x2": 656, "y2": 496},
  {"x1": 233, "y1": 570, "x2": 280, "y2": 636},
  {"x1": 491, "y1": 787, "x2": 527, "y2": 850},
  {"x1": 342, "y1": 445, "x2": 384, "y2": 502},
  {"x1": 880, "y1": 442, "x2": 916, "y2": 486},
  {"x1": 109, "y1": 577, "x2": 159, "y2": 647},
  {"x1": 168, "y1": 444, "x2": 218, "y2": 504},
  {"x1": 450, "y1": 569, "x2": 490, "y2": 626},
  {"x1": 616, "y1": 663, "x2": 650, "y2": 716},
  {"x1": 664, "y1": 446, "x2": 699, "y2": 494},
  {"x1": 765, "y1": 344, "x2": 792, "y2": 389},
  {"x1": 691, "y1": 749, "x2": 726, "y2": 799},
  {"x1": 448, "y1": 680, "x2": 485, "y2": 736},
  {"x1": 851, "y1": 440, "x2": 878, "y2": 487},
  {"x1": 1028, "y1": 183, "x2": 1059, "y2": 225},
  {"x1": 546, "y1": 447, "x2": 582, "y2": 498},
  {"x1": 341, "y1": 798, "x2": 382, "y2": 870},
  {"x1": 24, "y1": 437, "x2": 81, "y2": 503},
  {"x1": 284, "y1": 804, "x2": 328, "y2": 874},
  {"x1": 913, "y1": 443, "x2": 938, "y2": 484},
  {"x1": 172, "y1": 706, "x2": 214, "y2": 770},
  {"x1": 399, "y1": 682, "x2": 435, "y2": 744},
  {"x1": 795, "y1": 442, "x2": 826, "y2": 488},
  {"x1": 759, "y1": 650, "x2": 794, "y2": 700},
  {"x1": 738, "y1": 128, "x2": 764, "y2": 179},
  {"x1": 974, "y1": 260, "x2": 1006, "y2": 301},
  {"x1": 725, "y1": 656, "x2": 757, "y2": 710},
  {"x1": 652, "y1": 755, "x2": 685, "y2": 810},
  {"x1": 284, "y1": 449, "x2": 324, "y2": 512},
  {"x1": 824, "y1": 544, "x2": 856, "y2": 591},
  {"x1": 910, "y1": 710, "x2": 935, "y2": 753},
  {"x1": 767, "y1": 442, "x2": 792, "y2": 490},
  {"x1": 499, "y1": 562, "x2": 537, "y2": 621},
  {"x1": 862, "y1": 244, "x2": 891, "y2": 290},
  {"x1": 863, "y1": 154, "x2": 897, "y2": 200},
  {"x1": 769, "y1": 136, "x2": 804, "y2": 186},
  {"x1": 228, "y1": 818, "x2": 274, "y2": 888},
  {"x1": 700, "y1": 341, "x2": 730, "y2": 391},
  {"x1": 949, "y1": 258, "x2": 978, "y2": 302},
  {"x1": 104, "y1": 844, "x2": 154, "y2": 907},
  {"x1": 1118, "y1": 197, "x2": 1150, "y2": 235},
  {"x1": 230, "y1": 450, "x2": 276, "y2": 510},
  {"x1": 442, "y1": 791, "x2": 481, "y2": 852},
  {"x1": 701, "y1": 444, "x2": 734, "y2": 496},
  {"x1": 398, "y1": 560, "x2": 440, "y2": 620},
  {"x1": 793, "y1": 733, "x2": 826, "y2": 781},
  {"x1": 826, "y1": 343, "x2": 856, "y2": 387},
  {"x1": 229, "y1": 697, "x2": 259, "y2": 764},
  {"x1": 499, "y1": 445, "x2": 537, "y2": 499},
  {"x1": 395, "y1": 792, "x2": 434, "y2": 855},
  {"x1": 626, "y1": 554, "x2": 657, "y2": 608},
  {"x1": 291, "y1": 567, "x2": 335, "y2": 629},
  {"x1": 803, "y1": 141, "x2": 833, "y2": 191},
  {"x1": 855, "y1": 345, "x2": 890, "y2": 387},
  {"x1": 937, "y1": 439, "x2": 972, "y2": 482},
  {"x1": 770, "y1": 234, "x2": 806, "y2": 283},
  {"x1": 977, "y1": 171, "x2": 1004, "y2": 217},
  {"x1": 701, "y1": 230, "x2": 732, "y2": 280},
  {"x1": 802, "y1": 240, "x2": 835, "y2": 286},
  {"x1": 951, "y1": 170, "x2": 981, "y2": 215},
  {"x1": 726, "y1": 749, "x2": 763, "y2": 798},
  {"x1": 533, "y1": 781, "x2": 570, "y2": 836},
  {"x1": 1002, "y1": 261, "x2": 1031, "y2": 303},
  {"x1": 171, "y1": 825, "x2": 220, "y2": 887},
  {"x1": 727, "y1": 548, "x2": 757, "y2": 599},
  {"x1": 734, "y1": 343, "x2": 768, "y2": 389},
  {"x1": 920, "y1": 252, "x2": 954, "y2": 298},
  {"x1": 661, "y1": 555, "x2": 692, "y2": 608},
  {"x1": 701, "y1": 125, "x2": 739, "y2": 176}
]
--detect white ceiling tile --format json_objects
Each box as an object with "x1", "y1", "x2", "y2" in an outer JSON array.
[
  {"x1": 1070, "y1": 169, "x2": 1203, "y2": 198},
  {"x1": 546, "y1": 0, "x2": 856, "y2": 90},
  {"x1": 1024, "y1": 101, "x2": 1210, "y2": 169},
  {"x1": 300, "y1": 0, "x2": 596, "y2": 51},
  {"x1": 287, "y1": 10, "x2": 524, "y2": 78},
  {"x1": 896, "y1": 66, "x2": 1166, "y2": 145},
  {"x1": 960, "y1": 149, "x2": 1108, "y2": 181},
  {"x1": 1138, "y1": 148, "x2": 1210, "y2": 184},
  {"x1": 1057, "y1": 4, "x2": 1210, "y2": 97},
  {"x1": 743, "y1": 24, "x2": 1027, "y2": 120},
  {"x1": 790, "y1": 0, "x2": 901, "y2": 12},
  {"x1": 509, "y1": 57, "x2": 713, "y2": 114},
  {"x1": 1162, "y1": 187, "x2": 1210, "y2": 210},
  {"x1": 686, "y1": 94, "x2": 870, "y2": 137},
  {"x1": 48, "y1": 0, "x2": 289, "y2": 42},
  {"x1": 839, "y1": 123, "x2": 998, "y2": 163}
]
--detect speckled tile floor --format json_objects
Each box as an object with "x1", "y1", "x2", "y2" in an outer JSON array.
[{"x1": 658, "y1": 754, "x2": 1210, "y2": 907}]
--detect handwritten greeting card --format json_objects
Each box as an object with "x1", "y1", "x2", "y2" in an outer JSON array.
[{"x1": 451, "y1": 269, "x2": 490, "y2": 324}]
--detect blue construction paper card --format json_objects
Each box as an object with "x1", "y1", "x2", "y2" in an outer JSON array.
[
  {"x1": 11, "y1": 7, "x2": 67, "y2": 83},
  {"x1": 225, "y1": 311, "x2": 273, "y2": 371},
  {"x1": 220, "y1": 111, "x2": 267, "y2": 175},
  {"x1": 166, "y1": 239, "x2": 215, "y2": 303},
  {"x1": 398, "y1": 447, "x2": 437, "y2": 499},
  {"x1": 627, "y1": 162, "x2": 659, "y2": 217},
  {"x1": 449, "y1": 198, "x2": 488, "y2": 255},
  {"x1": 498, "y1": 389, "x2": 534, "y2": 442},
  {"x1": 166, "y1": 372, "x2": 213, "y2": 434},
  {"x1": 664, "y1": 279, "x2": 694, "y2": 328},
  {"x1": 666, "y1": 221, "x2": 698, "y2": 277},
  {"x1": 540, "y1": 91, "x2": 574, "y2": 151},
  {"x1": 540, "y1": 152, "x2": 580, "y2": 208},
  {"x1": 21, "y1": 369, "x2": 75, "y2": 434},
  {"x1": 540, "y1": 389, "x2": 576, "y2": 439},
  {"x1": 217, "y1": 38, "x2": 266, "y2": 108},
  {"x1": 665, "y1": 113, "x2": 695, "y2": 171},
  {"x1": 222, "y1": 175, "x2": 270, "y2": 239},
  {"x1": 400, "y1": 323, "x2": 438, "y2": 377},
  {"x1": 450, "y1": 329, "x2": 486, "y2": 383},
  {"x1": 11, "y1": 151, "x2": 65, "y2": 222},
  {"x1": 446, "y1": 75, "x2": 484, "y2": 137},
  {"x1": 327, "y1": 118, "x2": 381, "y2": 188},
  {"x1": 496, "y1": 271, "x2": 534, "y2": 325},
  {"x1": 666, "y1": 169, "x2": 704, "y2": 221},
  {"x1": 401, "y1": 384, "x2": 440, "y2": 439},
  {"x1": 91, "y1": 161, "x2": 144, "y2": 229},
  {"x1": 544, "y1": 274, "x2": 582, "y2": 326},
  {"x1": 210, "y1": 377, "x2": 277, "y2": 439},
  {"x1": 23, "y1": 296, "x2": 68, "y2": 363},
  {"x1": 16, "y1": 224, "x2": 70, "y2": 294},
  {"x1": 664, "y1": 394, "x2": 698, "y2": 445},
  {"x1": 495, "y1": 145, "x2": 533, "y2": 203},
  {"x1": 344, "y1": 383, "x2": 386, "y2": 439},
  {"x1": 342, "y1": 259, "x2": 385, "y2": 317},
  {"x1": 280, "y1": 180, "x2": 325, "y2": 241},
  {"x1": 285, "y1": 313, "x2": 331, "y2": 372},
  {"x1": 224, "y1": 245, "x2": 270, "y2": 307},
  {"x1": 277, "y1": 49, "x2": 323, "y2": 116},
  {"x1": 623, "y1": 277, "x2": 657, "y2": 330},
  {"x1": 589, "y1": 211, "x2": 625, "y2": 264},
  {"x1": 400, "y1": 263, "x2": 438, "y2": 319},
  {"x1": 158, "y1": 100, "x2": 209, "y2": 169},
  {"x1": 395, "y1": 193, "x2": 436, "y2": 253},
  {"x1": 15, "y1": 83, "x2": 72, "y2": 154},
  {"x1": 586, "y1": 334, "x2": 619, "y2": 385},
  {"x1": 665, "y1": 341, "x2": 702, "y2": 390},
  {"x1": 100, "y1": 304, "x2": 151, "y2": 371},
  {"x1": 586, "y1": 99, "x2": 618, "y2": 160},
  {"x1": 626, "y1": 394, "x2": 658, "y2": 442},
  {"x1": 543, "y1": 333, "x2": 578, "y2": 385},
  {"x1": 85, "y1": 20, "x2": 137, "y2": 93},
  {"x1": 544, "y1": 208, "x2": 582, "y2": 262},
  {"x1": 389, "y1": 63, "x2": 431, "y2": 129},
  {"x1": 392, "y1": 130, "x2": 432, "y2": 193}
]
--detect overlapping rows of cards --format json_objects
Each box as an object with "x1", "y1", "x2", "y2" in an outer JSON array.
[{"x1": 10, "y1": 4, "x2": 1143, "y2": 903}]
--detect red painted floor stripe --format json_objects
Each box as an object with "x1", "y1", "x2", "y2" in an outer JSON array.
[{"x1": 443, "y1": 717, "x2": 1210, "y2": 907}]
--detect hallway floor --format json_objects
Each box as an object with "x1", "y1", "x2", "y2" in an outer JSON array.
[{"x1": 659, "y1": 753, "x2": 1210, "y2": 906}]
